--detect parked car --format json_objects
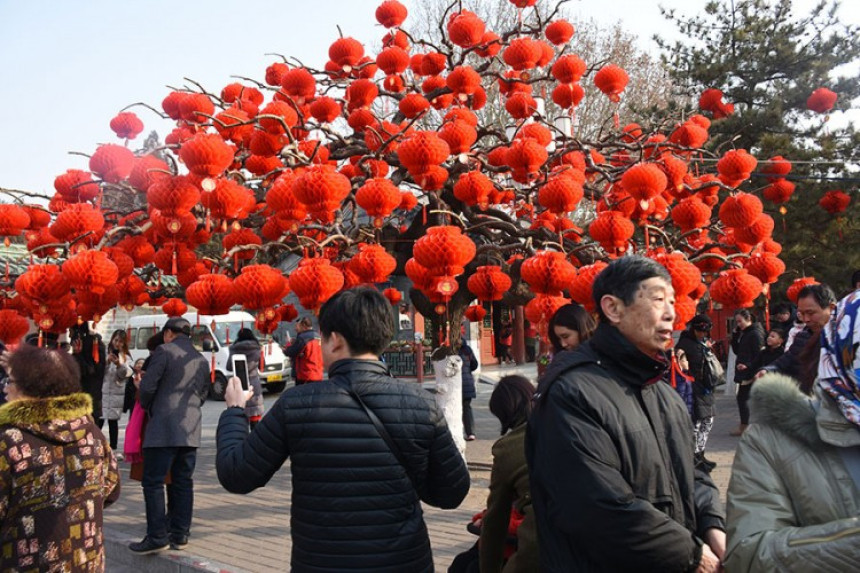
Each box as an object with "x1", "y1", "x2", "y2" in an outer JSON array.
[{"x1": 126, "y1": 311, "x2": 290, "y2": 399}]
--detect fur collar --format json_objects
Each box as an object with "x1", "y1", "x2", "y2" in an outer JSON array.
[
  {"x1": 0, "y1": 393, "x2": 92, "y2": 426},
  {"x1": 750, "y1": 374, "x2": 821, "y2": 447}
]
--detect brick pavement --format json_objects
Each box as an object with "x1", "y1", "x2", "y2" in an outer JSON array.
[{"x1": 104, "y1": 364, "x2": 742, "y2": 572}]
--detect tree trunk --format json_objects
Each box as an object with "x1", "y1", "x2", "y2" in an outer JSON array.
[{"x1": 432, "y1": 351, "x2": 465, "y2": 459}]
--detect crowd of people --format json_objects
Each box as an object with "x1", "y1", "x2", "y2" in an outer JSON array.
[{"x1": 0, "y1": 263, "x2": 857, "y2": 571}]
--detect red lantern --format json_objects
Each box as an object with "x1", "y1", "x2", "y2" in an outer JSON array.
[
  {"x1": 745, "y1": 253, "x2": 785, "y2": 285},
  {"x1": 786, "y1": 277, "x2": 818, "y2": 304},
  {"x1": 116, "y1": 275, "x2": 149, "y2": 310},
  {"x1": 807, "y1": 87, "x2": 837, "y2": 114},
  {"x1": 551, "y1": 55, "x2": 587, "y2": 84},
  {"x1": 734, "y1": 213, "x2": 774, "y2": 245},
  {"x1": 453, "y1": 171, "x2": 495, "y2": 210},
  {"x1": 467, "y1": 265, "x2": 512, "y2": 301},
  {"x1": 279, "y1": 304, "x2": 299, "y2": 322},
  {"x1": 61, "y1": 250, "x2": 119, "y2": 296},
  {"x1": 405, "y1": 258, "x2": 433, "y2": 291},
  {"x1": 503, "y1": 37, "x2": 543, "y2": 71},
  {"x1": 621, "y1": 163, "x2": 668, "y2": 204},
  {"x1": 49, "y1": 203, "x2": 105, "y2": 247},
  {"x1": 397, "y1": 131, "x2": 450, "y2": 175},
  {"x1": 382, "y1": 288, "x2": 402, "y2": 305},
  {"x1": 349, "y1": 244, "x2": 397, "y2": 284},
  {"x1": 186, "y1": 274, "x2": 236, "y2": 316},
  {"x1": 439, "y1": 120, "x2": 478, "y2": 154},
  {"x1": 54, "y1": 169, "x2": 101, "y2": 202},
  {"x1": 762, "y1": 178, "x2": 795, "y2": 204},
  {"x1": 719, "y1": 192, "x2": 763, "y2": 228},
  {"x1": 147, "y1": 175, "x2": 201, "y2": 214},
  {"x1": 505, "y1": 138, "x2": 548, "y2": 183},
  {"x1": 162, "y1": 298, "x2": 189, "y2": 318},
  {"x1": 233, "y1": 264, "x2": 289, "y2": 311},
  {"x1": 593, "y1": 65, "x2": 629, "y2": 102},
  {"x1": 0, "y1": 205, "x2": 30, "y2": 245},
  {"x1": 222, "y1": 229, "x2": 263, "y2": 261},
  {"x1": 0, "y1": 309, "x2": 29, "y2": 345},
  {"x1": 109, "y1": 112, "x2": 144, "y2": 140},
  {"x1": 89, "y1": 143, "x2": 135, "y2": 184},
  {"x1": 291, "y1": 165, "x2": 352, "y2": 223},
  {"x1": 673, "y1": 295, "x2": 697, "y2": 331},
  {"x1": 709, "y1": 269, "x2": 763, "y2": 309},
  {"x1": 569, "y1": 261, "x2": 608, "y2": 312},
  {"x1": 290, "y1": 258, "x2": 345, "y2": 312},
  {"x1": 128, "y1": 155, "x2": 170, "y2": 192},
  {"x1": 671, "y1": 197, "x2": 712, "y2": 232},
  {"x1": 309, "y1": 96, "x2": 342, "y2": 123},
  {"x1": 653, "y1": 252, "x2": 702, "y2": 297},
  {"x1": 355, "y1": 178, "x2": 402, "y2": 226},
  {"x1": 447, "y1": 12, "x2": 485, "y2": 49},
  {"x1": 413, "y1": 226, "x2": 476, "y2": 278},
  {"x1": 717, "y1": 149, "x2": 757, "y2": 187},
  {"x1": 819, "y1": 190, "x2": 851, "y2": 214},
  {"x1": 525, "y1": 294, "x2": 570, "y2": 326},
  {"x1": 375, "y1": 0, "x2": 408, "y2": 28},
  {"x1": 520, "y1": 251, "x2": 577, "y2": 296},
  {"x1": 589, "y1": 211, "x2": 635, "y2": 254},
  {"x1": 178, "y1": 133, "x2": 235, "y2": 178},
  {"x1": 201, "y1": 178, "x2": 255, "y2": 221},
  {"x1": 464, "y1": 304, "x2": 487, "y2": 323},
  {"x1": 545, "y1": 19, "x2": 574, "y2": 45}
]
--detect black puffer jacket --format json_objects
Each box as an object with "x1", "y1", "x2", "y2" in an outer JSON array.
[
  {"x1": 731, "y1": 323, "x2": 765, "y2": 383},
  {"x1": 216, "y1": 359, "x2": 470, "y2": 572},
  {"x1": 676, "y1": 330, "x2": 716, "y2": 420},
  {"x1": 526, "y1": 324, "x2": 725, "y2": 572}
]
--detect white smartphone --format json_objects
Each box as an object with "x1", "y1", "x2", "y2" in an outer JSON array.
[{"x1": 231, "y1": 354, "x2": 250, "y2": 392}]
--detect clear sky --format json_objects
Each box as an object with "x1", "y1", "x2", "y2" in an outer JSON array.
[{"x1": 0, "y1": 0, "x2": 857, "y2": 197}]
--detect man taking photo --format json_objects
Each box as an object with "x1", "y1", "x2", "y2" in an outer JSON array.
[{"x1": 215, "y1": 287, "x2": 470, "y2": 572}]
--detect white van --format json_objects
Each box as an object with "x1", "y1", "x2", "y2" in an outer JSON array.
[{"x1": 126, "y1": 310, "x2": 291, "y2": 400}]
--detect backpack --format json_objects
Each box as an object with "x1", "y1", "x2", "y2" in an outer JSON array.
[{"x1": 702, "y1": 347, "x2": 726, "y2": 389}]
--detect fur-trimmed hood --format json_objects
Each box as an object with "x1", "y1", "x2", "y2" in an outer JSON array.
[
  {"x1": 750, "y1": 374, "x2": 860, "y2": 448},
  {"x1": 0, "y1": 393, "x2": 94, "y2": 444}
]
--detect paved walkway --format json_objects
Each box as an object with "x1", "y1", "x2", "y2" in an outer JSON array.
[{"x1": 104, "y1": 363, "x2": 742, "y2": 572}]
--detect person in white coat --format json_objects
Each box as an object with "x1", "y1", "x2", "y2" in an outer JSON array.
[{"x1": 102, "y1": 329, "x2": 132, "y2": 457}]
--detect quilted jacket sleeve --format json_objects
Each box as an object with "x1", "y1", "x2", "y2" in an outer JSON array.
[
  {"x1": 419, "y1": 405, "x2": 469, "y2": 509},
  {"x1": 216, "y1": 402, "x2": 290, "y2": 494},
  {"x1": 725, "y1": 428, "x2": 860, "y2": 572}
]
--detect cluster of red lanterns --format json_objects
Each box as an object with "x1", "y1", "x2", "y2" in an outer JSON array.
[{"x1": 8, "y1": 0, "x2": 849, "y2": 351}]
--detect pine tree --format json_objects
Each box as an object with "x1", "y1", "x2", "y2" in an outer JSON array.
[{"x1": 657, "y1": 0, "x2": 860, "y2": 296}]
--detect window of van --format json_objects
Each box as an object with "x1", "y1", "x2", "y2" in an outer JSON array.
[
  {"x1": 136, "y1": 327, "x2": 157, "y2": 349},
  {"x1": 211, "y1": 322, "x2": 264, "y2": 345},
  {"x1": 191, "y1": 325, "x2": 216, "y2": 351}
]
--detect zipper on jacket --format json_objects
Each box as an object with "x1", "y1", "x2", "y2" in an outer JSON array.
[{"x1": 787, "y1": 527, "x2": 860, "y2": 547}]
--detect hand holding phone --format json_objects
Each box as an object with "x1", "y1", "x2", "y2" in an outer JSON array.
[{"x1": 231, "y1": 354, "x2": 250, "y2": 392}]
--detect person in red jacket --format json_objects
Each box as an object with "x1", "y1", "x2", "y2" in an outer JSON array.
[{"x1": 284, "y1": 317, "x2": 323, "y2": 385}]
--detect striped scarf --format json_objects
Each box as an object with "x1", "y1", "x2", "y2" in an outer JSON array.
[{"x1": 819, "y1": 290, "x2": 860, "y2": 428}]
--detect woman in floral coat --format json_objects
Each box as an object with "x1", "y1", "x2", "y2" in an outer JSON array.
[{"x1": 0, "y1": 345, "x2": 120, "y2": 572}]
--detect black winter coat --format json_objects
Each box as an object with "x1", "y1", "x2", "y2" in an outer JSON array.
[
  {"x1": 216, "y1": 359, "x2": 470, "y2": 572},
  {"x1": 731, "y1": 323, "x2": 765, "y2": 383},
  {"x1": 762, "y1": 326, "x2": 812, "y2": 379},
  {"x1": 675, "y1": 330, "x2": 716, "y2": 420},
  {"x1": 526, "y1": 324, "x2": 725, "y2": 572},
  {"x1": 458, "y1": 340, "x2": 478, "y2": 400}
]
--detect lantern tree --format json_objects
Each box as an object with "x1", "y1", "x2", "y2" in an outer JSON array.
[{"x1": 0, "y1": 0, "x2": 819, "y2": 351}]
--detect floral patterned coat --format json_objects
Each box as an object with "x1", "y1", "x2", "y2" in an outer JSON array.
[{"x1": 0, "y1": 393, "x2": 120, "y2": 572}]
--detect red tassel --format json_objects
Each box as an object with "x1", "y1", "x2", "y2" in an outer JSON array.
[
  {"x1": 422, "y1": 205, "x2": 427, "y2": 225},
  {"x1": 225, "y1": 325, "x2": 230, "y2": 345},
  {"x1": 38, "y1": 330, "x2": 43, "y2": 348},
  {"x1": 259, "y1": 347, "x2": 265, "y2": 370},
  {"x1": 93, "y1": 337, "x2": 100, "y2": 364},
  {"x1": 211, "y1": 351, "x2": 216, "y2": 383}
]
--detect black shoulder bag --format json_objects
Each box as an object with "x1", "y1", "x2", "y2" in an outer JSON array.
[{"x1": 333, "y1": 377, "x2": 417, "y2": 489}]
